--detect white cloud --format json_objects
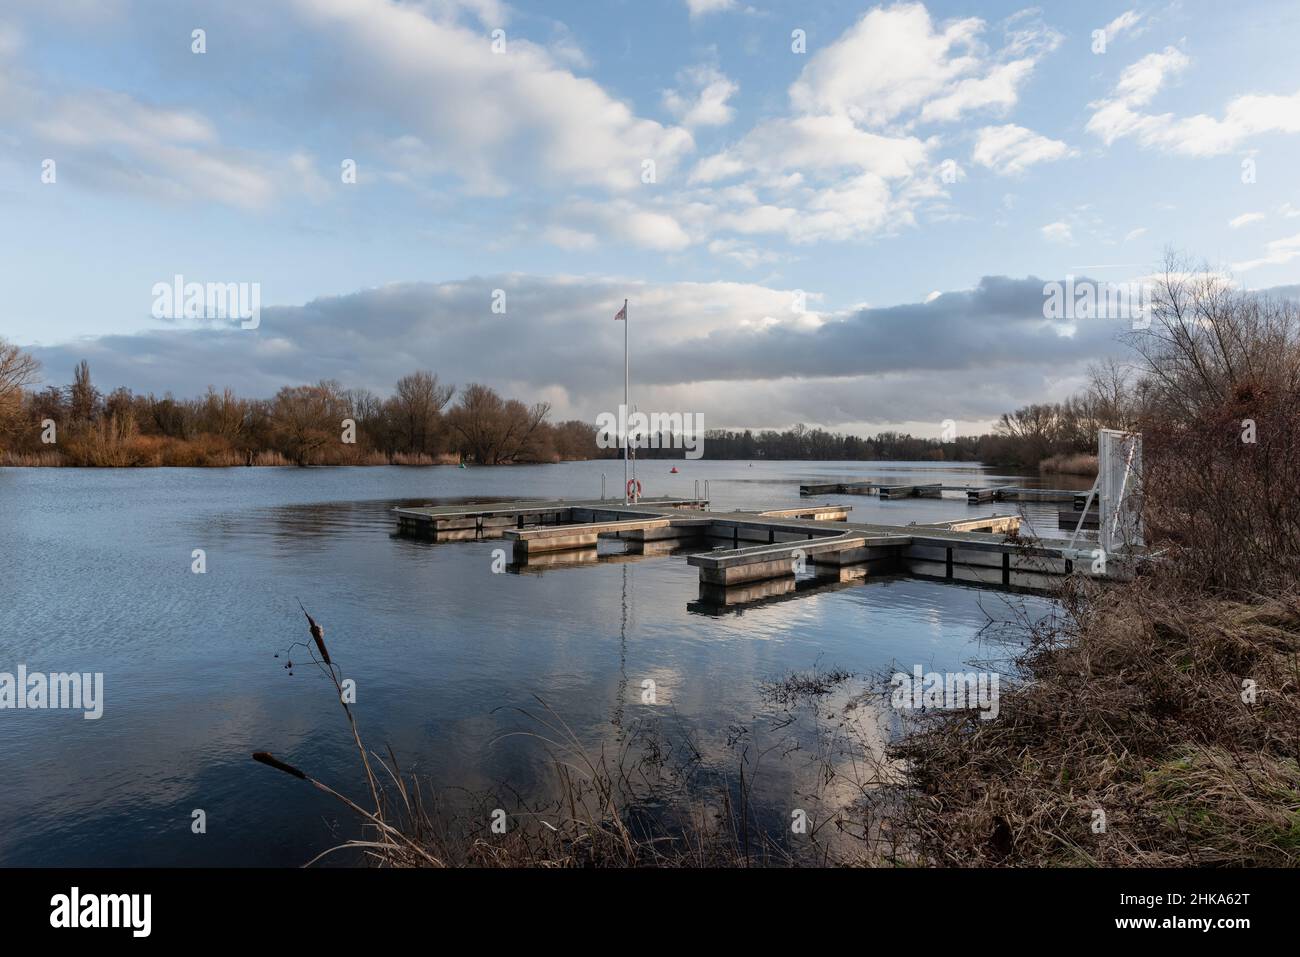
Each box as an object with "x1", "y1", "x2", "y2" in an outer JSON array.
[
  {"x1": 789, "y1": 4, "x2": 983, "y2": 124},
  {"x1": 1, "y1": 63, "x2": 280, "y2": 208},
  {"x1": 288, "y1": 152, "x2": 332, "y2": 202},
  {"x1": 287, "y1": 0, "x2": 695, "y2": 194},
  {"x1": 1233, "y1": 232, "x2": 1300, "y2": 271},
  {"x1": 681, "y1": 109, "x2": 932, "y2": 244},
  {"x1": 919, "y1": 58, "x2": 1037, "y2": 123},
  {"x1": 414, "y1": 0, "x2": 509, "y2": 28},
  {"x1": 1101, "y1": 10, "x2": 1143, "y2": 45},
  {"x1": 707, "y1": 238, "x2": 780, "y2": 268},
  {"x1": 789, "y1": 3, "x2": 1058, "y2": 127},
  {"x1": 1123, "y1": 227, "x2": 1148, "y2": 242},
  {"x1": 663, "y1": 65, "x2": 737, "y2": 128},
  {"x1": 560, "y1": 199, "x2": 694, "y2": 251},
  {"x1": 542, "y1": 226, "x2": 597, "y2": 250},
  {"x1": 1088, "y1": 46, "x2": 1300, "y2": 156},
  {"x1": 971, "y1": 124, "x2": 1073, "y2": 174},
  {"x1": 34, "y1": 90, "x2": 215, "y2": 150},
  {"x1": 1041, "y1": 221, "x2": 1073, "y2": 244},
  {"x1": 1229, "y1": 212, "x2": 1265, "y2": 229},
  {"x1": 685, "y1": 0, "x2": 736, "y2": 16},
  {"x1": 693, "y1": 114, "x2": 927, "y2": 183},
  {"x1": 1115, "y1": 46, "x2": 1188, "y2": 105}
]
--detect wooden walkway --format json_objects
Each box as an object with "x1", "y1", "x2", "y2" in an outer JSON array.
[
  {"x1": 799, "y1": 481, "x2": 1089, "y2": 507},
  {"x1": 394, "y1": 496, "x2": 1136, "y2": 603},
  {"x1": 393, "y1": 496, "x2": 706, "y2": 540}
]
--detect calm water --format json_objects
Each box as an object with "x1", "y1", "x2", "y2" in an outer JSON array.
[{"x1": 0, "y1": 460, "x2": 1077, "y2": 866}]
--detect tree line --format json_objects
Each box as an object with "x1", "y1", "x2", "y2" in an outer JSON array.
[
  {"x1": 0, "y1": 351, "x2": 1147, "y2": 472},
  {"x1": 637, "y1": 426, "x2": 988, "y2": 462},
  {"x1": 0, "y1": 359, "x2": 602, "y2": 466}
]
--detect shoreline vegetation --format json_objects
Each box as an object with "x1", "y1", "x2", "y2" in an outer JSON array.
[
  {"x1": 1, "y1": 357, "x2": 1125, "y2": 475},
  {"x1": 246, "y1": 258, "x2": 1300, "y2": 867}
]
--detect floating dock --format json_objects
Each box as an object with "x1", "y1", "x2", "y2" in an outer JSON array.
[
  {"x1": 798, "y1": 481, "x2": 1089, "y2": 507},
  {"x1": 395, "y1": 496, "x2": 1136, "y2": 604},
  {"x1": 798, "y1": 481, "x2": 879, "y2": 495},
  {"x1": 393, "y1": 496, "x2": 706, "y2": 541},
  {"x1": 1059, "y1": 509, "x2": 1100, "y2": 530}
]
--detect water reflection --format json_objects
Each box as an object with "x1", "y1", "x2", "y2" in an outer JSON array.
[{"x1": 0, "y1": 462, "x2": 1061, "y2": 865}]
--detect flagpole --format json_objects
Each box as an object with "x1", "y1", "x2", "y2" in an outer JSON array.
[{"x1": 623, "y1": 298, "x2": 629, "y2": 505}]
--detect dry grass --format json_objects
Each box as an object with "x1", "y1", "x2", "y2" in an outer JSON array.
[
  {"x1": 389, "y1": 451, "x2": 460, "y2": 466},
  {"x1": 870, "y1": 576, "x2": 1300, "y2": 866},
  {"x1": 1038, "y1": 452, "x2": 1098, "y2": 476},
  {"x1": 0, "y1": 442, "x2": 464, "y2": 467},
  {"x1": 1, "y1": 449, "x2": 63, "y2": 466}
]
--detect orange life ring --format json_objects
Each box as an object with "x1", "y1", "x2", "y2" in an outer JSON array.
[{"x1": 626, "y1": 478, "x2": 642, "y2": 498}]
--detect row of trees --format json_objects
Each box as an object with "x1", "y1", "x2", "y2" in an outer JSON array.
[
  {"x1": 0, "y1": 349, "x2": 1126, "y2": 470},
  {"x1": 0, "y1": 359, "x2": 601, "y2": 466},
  {"x1": 980, "y1": 360, "x2": 1145, "y2": 470},
  {"x1": 637, "y1": 426, "x2": 987, "y2": 462}
]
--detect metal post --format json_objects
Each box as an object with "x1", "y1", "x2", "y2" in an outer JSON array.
[
  {"x1": 631, "y1": 403, "x2": 638, "y2": 504},
  {"x1": 623, "y1": 299, "x2": 629, "y2": 504},
  {"x1": 1067, "y1": 478, "x2": 1099, "y2": 551}
]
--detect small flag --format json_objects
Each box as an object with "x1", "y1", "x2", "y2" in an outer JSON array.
[{"x1": 614, "y1": 299, "x2": 627, "y2": 321}]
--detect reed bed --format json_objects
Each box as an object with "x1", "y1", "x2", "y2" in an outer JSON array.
[
  {"x1": 1, "y1": 449, "x2": 63, "y2": 466},
  {"x1": 253, "y1": 615, "x2": 903, "y2": 867},
  {"x1": 1037, "y1": 452, "x2": 1098, "y2": 476}
]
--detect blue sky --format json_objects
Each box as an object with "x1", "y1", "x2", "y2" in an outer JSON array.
[{"x1": 3, "y1": 0, "x2": 1300, "y2": 433}]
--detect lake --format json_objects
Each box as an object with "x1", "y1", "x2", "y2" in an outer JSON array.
[{"x1": 0, "y1": 460, "x2": 1079, "y2": 865}]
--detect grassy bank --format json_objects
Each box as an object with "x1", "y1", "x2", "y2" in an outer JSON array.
[{"x1": 874, "y1": 578, "x2": 1300, "y2": 865}]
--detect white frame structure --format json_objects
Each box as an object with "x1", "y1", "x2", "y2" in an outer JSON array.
[
  {"x1": 1068, "y1": 429, "x2": 1143, "y2": 555},
  {"x1": 1099, "y1": 429, "x2": 1143, "y2": 553}
]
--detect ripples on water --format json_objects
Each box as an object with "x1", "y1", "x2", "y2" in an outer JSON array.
[{"x1": 0, "y1": 461, "x2": 1073, "y2": 865}]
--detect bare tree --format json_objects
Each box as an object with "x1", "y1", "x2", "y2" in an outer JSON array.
[
  {"x1": 996, "y1": 403, "x2": 1059, "y2": 465},
  {"x1": 198, "y1": 386, "x2": 249, "y2": 439},
  {"x1": 0, "y1": 338, "x2": 40, "y2": 438},
  {"x1": 1132, "y1": 251, "x2": 1300, "y2": 417},
  {"x1": 446, "y1": 383, "x2": 551, "y2": 464},
  {"x1": 271, "y1": 380, "x2": 349, "y2": 466},
  {"x1": 390, "y1": 371, "x2": 454, "y2": 454},
  {"x1": 67, "y1": 359, "x2": 100, "y2": 424}
]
